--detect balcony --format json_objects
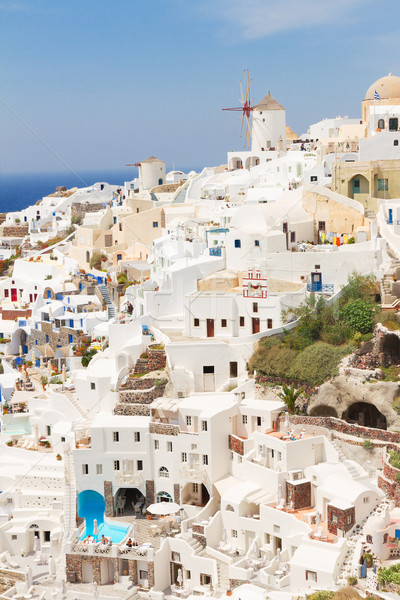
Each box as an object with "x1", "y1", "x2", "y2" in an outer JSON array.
[
  {"x1": 115, "y1": 471, "x2": 144, "y2": 486},
  {"x1": 307, "y1": 283, "x2": 334, "y2": 294},
  {"x1": 179, "y1": 465, "x2": 205, "y2": 482},
  {"x1": 209, "y1": 247, "x2": 222, "y2": 257}
]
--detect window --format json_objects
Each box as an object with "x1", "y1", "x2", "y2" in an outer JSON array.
[
  {"x1": 4, "y1": 289, "x2": 8, "y2": 298},
  {"x1": 257, "y1": 416, "x2": 262, "y2": 426},
  {"x1": 186, "y1": 416, "x2": 192, "y2": 426},
  {"x1": 290, "y1": 231, "x2": 296, "y2": 243},
  {"x1": 46, "y1": 425, "x2": 51, "y2": 436},
  {"x1": 44, "y1": 531, "x2": 51, "y2": 542},
  {"x1": 181, "y1": 452, "x2": 187, "y2": 462},
  {"x1": 366, "y1": 534, "x2": 372, "y2": 543},
  {"x1": 318, "y1": 221, "x2": 326, "y2": 231},
  {"x1": 154, "y1": 440, "x2": 159, "y2": 450},
  {"x1": 137, "y1": 460, "x2": 143, "y2": 471},
  {"x1": 114, "y1": 460, "x2": 120, "y2": 471},
  {"x1": 232, "y1": 529, "x2": 238, "y2": 538},
  {"x1": 203, "y1": 454, "x2": 208, "y2": 465},
  {"x1": 332, "y1": 514, "x2": 338, "y2": 523},
  {"x1": 140, "y1": 570, "x2": 148, "y2": 580},
  {"x1": 192, "y1": 483, "x2": 199, "y2": 493},
  {"x1": 11, "y1": 535, "x2": 17, "y2": 541},
  {"x1": 253, "y1": 302, "x2": 258, "y2": 313},
  {"x1": 159, "y1": 466, "x2": 169, "y2": 478},
  {"x1": 255, "y1": 240, "x2": 260, "y2": 247},
  {"x1": 202, "y1": 420, "x2": 208, "y2": 432},
  {"x1": 61, "y1": 437, "x2": 65, "y2": 442},
  {"x1": 395, "y1": 140, "x2": 399, "y2": 146},
  {"x1": 193, "y1": 318, "x2": 200, "y2": 327},
  {"x1": 310, "y1": 175, "x2": 318, "y2": 182},
  {"x1": 172, "y1": 551, "x2": 181, "y2": 562},
  {"x1": 82, "y1": 464, "x2": 89, "y2": 475},
  {"x1": 167, "y1": 441, "x2": 173, "y2": 452},
  {"x1": 96, "y1": 464, "x2": 102, "y2": 475},
  {"x1": 267, "y1": 319, "x2": 273, "y2": 329},
  {"x1": 234, "y1": 239, "x2": 241, "y2": 248},
  {"x1": 134, "y1": 432, "x2": 141, "y2": 442},
  {"x1": 389, "y1": 117, "x2": 398, "y2": 131},
  {"x1": 153, "y1": 222, "x2": 158, "y2": 228},
  {"x1": 346, "y1": 515, "x2": 352, "y2": 524},
  {"x1": 46, "y1": 335, "x2": 49, "y2": 343},
  {"x1": 273, "y1": 524, "x2": 280, "y2": 534},
  {"x1": 113, "y1": 431, "x2": 119, "y2": 442},
  {"x1": 378, "y1": 178, "x2": 388, "y2": 191},
  {"x1": 221, "y1": 319, "x2": 227, "y2": 328},
  {"x1": 242, "y1": 415, "x2": 247, "y2": 424},
  {"x1": 363, "y1": 496, "x2": 369, "y2": 503},
  {"x1": 306, "y1": 571, "x2": 317, "y2": 582},
  {"x1": 91, "y1": 382, "x2": 96, "y2": 390},
  {"x1": 239, "y1": 316, "x2": 245, "y2": 327},
  {"x1": 282, "y1": 222, "x2": 288, "y2": 233},
  {"x1": 378, "y1": 118, "x2": 385, "y2": 130}
]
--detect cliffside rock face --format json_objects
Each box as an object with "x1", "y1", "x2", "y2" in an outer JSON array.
[{"x1": 309, "y1": 374, "x2": 400, "y2": 430}]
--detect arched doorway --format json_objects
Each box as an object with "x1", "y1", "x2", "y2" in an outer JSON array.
[
  {"x1": 348, "y1": 174, "x2": 369, "y2": 199},
  {"x1": 157, "y1": 491, "x2": 173, "y2": 503},
  {"x1": 245, "y1": 156, "x2": 260, "y2": 169},
  {"x1": 229, "y1": 157, "x2": 243, "y2": 170},
  {"x1": 181, "y1": 483, "x2": 210, "y2": 507},
  {"x1": 310, "y1": 405, "x2": 338, "y2": 418},
  {"x1": 343, "y1": 402, "x2": 387, "y2": 430},
  {"x1": 381, "y1": 333, "x2": 400, "y2": 363},
  {"x1": 77, "y1": 490, "x2": 105, "y2": 535},
  {"x1": 115, "y1": 488, "x2": 145, "y2": 516}
]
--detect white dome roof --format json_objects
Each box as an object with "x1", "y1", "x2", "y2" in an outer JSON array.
[{"x1": 365, "y1": 514, "x2": 388, "y2": 531}]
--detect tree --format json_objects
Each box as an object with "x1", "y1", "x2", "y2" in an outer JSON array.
[{"x1": 276, "y1": 383, "x2": 304, "y2": 414}]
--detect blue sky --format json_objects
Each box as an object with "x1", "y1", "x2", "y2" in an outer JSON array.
[{"x1": 1, "y1": 0, "x2": 399, "y2": 174}]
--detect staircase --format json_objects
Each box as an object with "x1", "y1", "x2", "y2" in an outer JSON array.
[
  {"x1": 98, "y1": 283, "x2": 116, "y2": 319},
  {"x1": 331, "y1": 439, "x2": 363, "y2": 479},
  {"x1": 216, "y1": 560, "x2": 230, "y2": 593},
  {"x1": 56, "y1": 450, "x2": 77, "y2": 581},
  {"x1": 187, "y1": 537, "x2": 206, "y2": 557},
  {"x1": 65, "y1": 390, "x2": 89, "y2": 419},
  {"x1": 380, "y1": 250, "x2": 400, "y2": 307}
]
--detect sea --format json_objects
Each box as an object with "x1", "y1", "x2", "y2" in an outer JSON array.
[{"x1": 0, "y1": 166, "x2": 199, "y2": 214}]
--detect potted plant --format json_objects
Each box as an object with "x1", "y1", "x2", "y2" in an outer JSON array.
[{"x1": 56, "y1": 453, "x2": 62, "y2": 461}]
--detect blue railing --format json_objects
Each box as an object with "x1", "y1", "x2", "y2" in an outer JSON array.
[
  {"x1": 307, "y1": 283, "x2": 334, "y2": 294},
  {"x1": 56, "y1": 293, "x2": 63, "y2": 301},
  {"x1": 209, "y1": 247, "x2": 222, "y2": 256}
]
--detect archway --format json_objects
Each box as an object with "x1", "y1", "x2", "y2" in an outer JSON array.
[
  {"x1": 348, "y1": 174, "x2": 369, "y2": 199},
  {"x1": 229, "y1": 157, "x2": 243, "y2": 170},
  {"x1": 245, "y1": 156, "x2": 260, "y2": 169},
  {"x1": 310, "y1": 405, "x2": 338, "y2": 418},
  {"x1": 343, "y1": 402, "x2": 387, "y2": 430},
  {"x1": 157, "y1": 491, "x2": 172, "y2": 503},
  {"x1": 77, "y1": 490, "x2": 105, "y2": 535},
  {"x1": 115, "y1": 488, "x2": 145, "y2": 517},
  {"x1": 381, "y1": 333, "x2": 400, "y2": 364}
]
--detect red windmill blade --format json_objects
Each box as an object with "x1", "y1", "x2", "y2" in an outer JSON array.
[
  {"x1": 125, "y1": 162, "x2": 141, "y2": 167},
  {"x1": 222, "y1": 69, "x2": 255, "y2": 148}
]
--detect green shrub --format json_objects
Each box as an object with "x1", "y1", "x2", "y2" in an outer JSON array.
[
  {"x1": 90, "y1": 252, "x2": 107, "y2": 270},
  {"x1": 289, "y1": 342, "x2": 351, "y2": 387},
  {"x1": 389, "y1": 450, "x2": 400, "y2": 469},
  {"x1": 347, "y1": 576, "x2": 357, "y2": 586},
  {"x1": 394, "y1": 396, "x2": 400, "y2": 413},
  {"x1": 362, "y1": 439, "x2": 373, "y2": 450},
  {"x1": 322, "y1": 321, "x2": 353, "y2": 346},
  {"x1": 307, "y1": 592, "x2": 335, "y2": 600},
  {"x1": 378, "y1": 563, "x2": 400, "y2": 585},
  {"x1": 341, "y1": 299, "x2": 374, "y2": 334}
]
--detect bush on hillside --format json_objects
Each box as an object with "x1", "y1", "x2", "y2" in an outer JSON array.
[
  {"x1": 341, "y1": 299, "x2": 374, "y2": 334},
  {"x1": 289, "y1": 342, "x2": 351, "y2": 387}
]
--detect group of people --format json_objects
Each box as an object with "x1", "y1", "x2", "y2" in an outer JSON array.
[
  {"x1": 81, "y1": 534, "x2": 112, "y2": 546},
  {"x1": 126, "y1": 538, "x2": 138, "y2": 548}
]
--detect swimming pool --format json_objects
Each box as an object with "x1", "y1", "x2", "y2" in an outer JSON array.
[
  {"x1": 79, "y1": 518, "x2": 129, "y2": 543},
  {"x1": 77, "y1": 489, "x2": 129, "y2": 543}
]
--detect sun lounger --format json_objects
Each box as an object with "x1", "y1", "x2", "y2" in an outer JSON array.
[{"x1": 5, "y1": 551, "x2": 19, "y2": 568}]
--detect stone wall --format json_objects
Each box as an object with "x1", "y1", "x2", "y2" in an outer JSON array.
[
  {"x1": 229, "y1": 434, "x2": 244, "y2": 455},
  {"x1": 278, "y1": 415, "x2": 400, "y2": 444},
  {"x1": 118, "y1": 384, "x2": 166, "y2": 405},
  {"x1": 149, "y1": 423, "x2": 179, "y2": 436},
  {"x1": 146, "y1": 480, "x2": 155, "y2": 506},
  {"x1": 193, "y1": 533, "x2": 207, "y2": 547},
  {"x1": 286, "y1": 481, "x2": 311, "y2": 510},
  {"x1": 72, "y1": 202, "x2": 107, "y2": 216},
  {"x1": 66, "y1": 554, "x2": 101, "y2": 584},
  {"x1": 0, "y1": 307, "x2": 31, "y2": 320},
  {"x1": 174, "y1": 483, "x2": 180, "y2": 504},
  {"x1": 114, "y1": 404, "x2": 151, "y2": 416},
  {"x1": 129, "y1": 559, "x2": 138, "y2": 585},
  {"x1": 29, "y1": 321, "x2": 81, "y2": 353},
  {"x1": 3, "y1": 226, "x2": 29, "y2": 237},
  {"x1": 104, "y1": 481, "x2": 115, "y2": 517},
  {"x1": 148, "y1": 561, "x2": 154, "y2": 587},
  {"x1": 229, "y1": 579, "x2": 249, "y2": 589},
  {"x1": 327, "y1": 504, "x2": 355, "y2": 535}
]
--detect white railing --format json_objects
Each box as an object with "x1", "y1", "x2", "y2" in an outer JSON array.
[
  {"x1": 115, "y1": 471, "x2": 143, "y2": 486},
  {"x1": 179, "y1": 466, "x2": 205, "y2": 482}
]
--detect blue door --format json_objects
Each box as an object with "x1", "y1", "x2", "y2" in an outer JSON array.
[
  {"x1": 352, "y1": 178, "x2": 360, "y2": 195},
  {"x1": 395, "y1": 529, "x2": 400, "y2": 539},
  {"x1": 389, "y1": 209, "x2": 393, "y2": 224},
  {"x1": 311, "y1": 272, "x2": 322, "y2": 292}
]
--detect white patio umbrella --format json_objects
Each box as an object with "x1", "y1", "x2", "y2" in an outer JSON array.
[
  {"x1": 25, "y1": 565, "x2": 32, "y2": 588},
  {"x1": 284, "y1": 412, "x2": 290, "y2": 429},
  {"x1": 93, "y1": 519, "x2": 99, "y2": 542},
  {"x1": 315, "y1": 510, "x2": 321, "y2": 527},
  {"x1": 147, "y1": 502, "x2": 180, "y2": 515},
  {"x1": 253, "y1": 540, "x2": 259, "y2": 558},
  {"x1": 221, "y1": 528, "x2": 227, "y2": 543},
  {"x1": 61, "y1": 579, "x2": 67, "y2": 599},
  {"x1": 48, "y1": 555, "x2": 56, "y2": 578},
  {"x1": 132, "y1": 522, "x2": 137, "y2": 541},
  {"x1": 62, "y1": 364, "x2": 67, "y2": 383},
  {"x1": 93, "y1": 581, "x2": 99, "y2": 599},
  {"x1": 177, "y1": 568, "x2": 183, "y2": 588},
  {"x1": 276, "y1": 548, "x2": 281, "y2": 566},
  {"x1": 33, "y1": 534, "x2": 40, "y2": 553}
]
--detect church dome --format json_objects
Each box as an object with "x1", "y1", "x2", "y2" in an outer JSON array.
[
  {"x1": 365, "y1": 73, "x2": 400, "y2": 100},
  {"x1": 365, "y1": 514, "x2": 387, "y2": 531}
]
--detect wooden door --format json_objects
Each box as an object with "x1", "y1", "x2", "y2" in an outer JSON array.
[
  {"x1": 252, "y1": 318, "x2": 260, "y2": 334},
  {"x1": 206, "y1": 319, "x2": 214, "y2": 337}
]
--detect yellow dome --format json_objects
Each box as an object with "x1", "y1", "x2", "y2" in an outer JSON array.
[{"x1": 365, "y1": 73, "x2": 400, "y2": 100}]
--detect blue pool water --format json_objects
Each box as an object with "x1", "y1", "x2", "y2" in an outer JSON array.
[{"x1": 77, "y1": 489, "x2": 129, "y2": 543}]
